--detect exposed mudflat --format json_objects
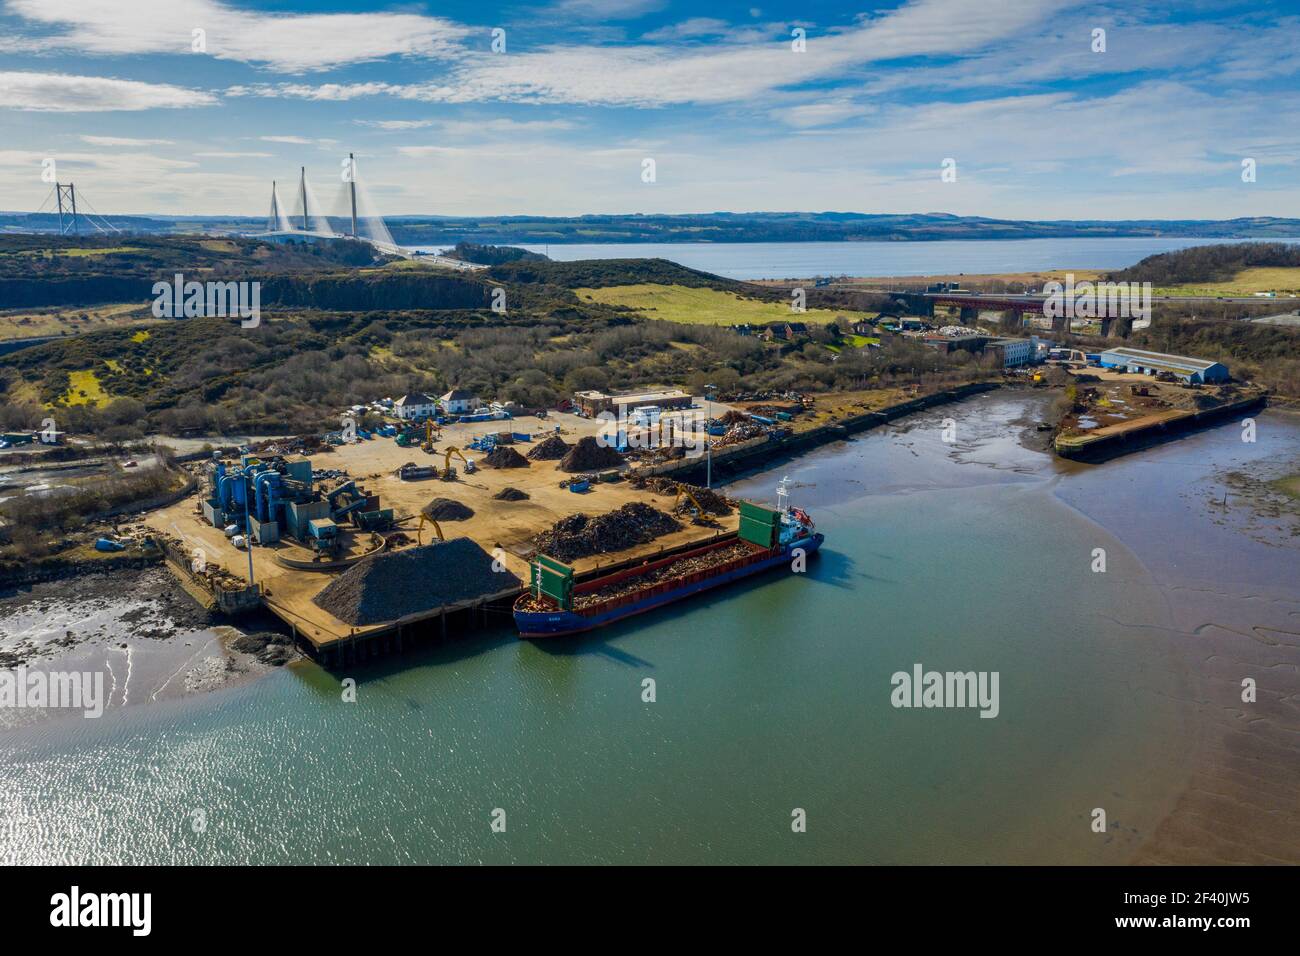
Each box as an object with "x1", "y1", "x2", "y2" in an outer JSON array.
[{"x1": 0, "y1": 565, "x2": 296, "y2": 728}]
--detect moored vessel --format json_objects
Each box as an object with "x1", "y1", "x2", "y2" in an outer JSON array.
[{"x1": 514, "y1": 478, "x2": 822, "y2": 637}]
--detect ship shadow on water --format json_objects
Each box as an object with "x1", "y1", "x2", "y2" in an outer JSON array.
[{"x1": 296, "y1": 620, "x2": 519, "y2": 692}]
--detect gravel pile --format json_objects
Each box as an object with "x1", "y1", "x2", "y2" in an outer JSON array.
[
  {"x1": 559, "y1": 436, "x2": 624, "y2": 472},
  {"x1": 527, "y1": 435, "x2": 572, "y2": 460},
  {"x1": 314, "y1": 539, "x2": 521, "y2": 625},
  {"x1": 494, "y1": 487, "x2": 530, "y2": 501},
  {"x1": 423, "y1": 497, "x2": 475, "y2": 520},
  {"x1": 534, "y1": 502, "x2": 680, "y2": 562},
  {"x1": 482, "y1": 446, "x2": 530, "y2": 468}
]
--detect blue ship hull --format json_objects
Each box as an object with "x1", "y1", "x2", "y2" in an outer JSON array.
[{"x1": 515, "y1": 532, "x2": 823, "y2": 638}]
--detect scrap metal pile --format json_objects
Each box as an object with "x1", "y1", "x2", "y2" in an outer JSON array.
[
  {"x1": 533, "y1": 502, "x2": 680, "y2": 562},
  {"x1": 714, "y1": 421, "x2": 770, "y2": 448},
  {"x1": 638, "y1": 477, "x2": 735, "y2": 515},
  {"x1": 482, "y1": 446, "x2": 530, "y2": 468},
  {"x1": 526, "y1": 435, "x2": 572, "y2": 460},
  {"x1": 517, "y1": 541, "x2": 753, "y2": 612},
  {"x1": 559, "y1": 436, "x2": 624, "y2": 472}
]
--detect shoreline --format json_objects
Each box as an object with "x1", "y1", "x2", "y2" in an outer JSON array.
[{"x1": 0, "y1": 565, "x2": 295, "y2": 730}]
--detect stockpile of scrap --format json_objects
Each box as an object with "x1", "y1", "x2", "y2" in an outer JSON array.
[
  {"x1": 559, "y1": 436, "x2": 624, "y2": 472},
  {"x1": 644, "y1": 478, "x2": 734, "y2": 515},
  {"x1": 719, "y1": 410, "x2": 752, "y2": 425},
  {"x1": 313, "y1": 539, "x2": 522, "y2": 626},
  {"x1": 526, "y1": 435, "x2": 571, "y2": 460},
  {"x1": 715, "y1": 422, "x2": 769, "y2": 448},
  {"x1": 423, "y1": 497, "x2": 475, "y2": 520},
  {"x1": 516, "y1": 541, "x2": 752, "y2": 613},
  {"x1": 572, "y1": 542, "x2": 751, "y2": 610},
  {"x1": 534, "y1": 503, "x2": 680, "y2": 562},
  {"x1": 482, "y1": 446, "x2": 530, "y2": 468}
]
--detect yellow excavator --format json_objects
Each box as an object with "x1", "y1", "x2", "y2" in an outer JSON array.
[
  {"x1": 420, "y1": 419, "x2": 441, "y2": 453},
  {"x1": 672, "y1": 487, "x2": 710, "y2": 521},
  {"x1": 415, "y1": 513, "x2": 445, "y2": 545},
  {"x1": 394, "y1": 512, "x2": 446, "y2": 545},
  {"x1": 441, "y1": 446, "x2": 475, "y2": 480}
]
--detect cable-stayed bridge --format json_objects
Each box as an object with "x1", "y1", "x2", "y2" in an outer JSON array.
[{"x1": 247, "y1": 154, "x2": 482, "y2": 270}]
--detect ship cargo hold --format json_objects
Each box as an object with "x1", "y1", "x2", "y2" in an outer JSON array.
[{"x1": 513, "y1": 479, "x2": 822, "y2": 638}]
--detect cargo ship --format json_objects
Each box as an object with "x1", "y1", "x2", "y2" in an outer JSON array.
[{"x1": 514, "y1": 478, "x2": 822, "y2": 637}]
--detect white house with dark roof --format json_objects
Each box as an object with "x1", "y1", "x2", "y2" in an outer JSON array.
[
  {"x1": 392, "y1": 391, "x2": 437, "y2": 420},
  {"x1": 440, "y1": 388, "x2": 479, "y2": 414}
]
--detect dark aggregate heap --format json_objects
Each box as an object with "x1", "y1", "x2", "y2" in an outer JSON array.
[
  {"x1": 314, "y1": 539, "x2": 521, "y2": 626},
  {"x1": 482, "y1": 446, "x2": 530, "y2": 468},
  {"x1": 526, "y1": 435, "x2": 572, "y2": 460},
  {"x1": 423, "y1": 497, "x2": 475, "y2": 520},
  {"x1": 559, "y1": 436, "x2": 624, "y2": 472},
  {"x1": 494, "y1": 487, "x2": 530, "y2": 501},
  {"x1": 534, "y1": 502, "x2": 680, "y2": 562}
]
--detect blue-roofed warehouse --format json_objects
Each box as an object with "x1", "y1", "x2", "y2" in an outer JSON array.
[{"x1": 1097, "y1": 347, "x2": 1229, "y2": 384}]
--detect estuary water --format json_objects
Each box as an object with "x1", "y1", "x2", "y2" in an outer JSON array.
[
  {"x1": 449, "y1": 236, "x2": 1300, "y2": 280},
  {"x1": 1, "y1": 392, "x2": 1296, "y2": 864}
]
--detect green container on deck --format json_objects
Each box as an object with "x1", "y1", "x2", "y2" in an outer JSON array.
[
  {"x1": 738, "y1": 501, "x2": 779, "y2": 548},
  {"x1": 532, "y1": 555, "x2": 574, "y2": 610}
]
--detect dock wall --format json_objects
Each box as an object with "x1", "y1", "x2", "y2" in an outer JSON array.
[
  {"x1": 1055, "y1": 393, "x2": 1267, "y2": 462},
  {"x1": 643, "y1": 381, "x2": 1002, "y2": 484}
]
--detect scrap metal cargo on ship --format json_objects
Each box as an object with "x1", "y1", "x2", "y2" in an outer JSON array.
[{"x1": 514, "y1": 479, "x2": 822, "y2": 637}]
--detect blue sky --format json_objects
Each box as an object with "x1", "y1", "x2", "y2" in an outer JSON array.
[{"x1": 0, "y1": 0, "x2": 1296, "y2": 218}]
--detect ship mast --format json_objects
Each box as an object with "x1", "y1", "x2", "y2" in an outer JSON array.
[{"x1": 777, "y1": 476, "x2": 791, "y2": 512}]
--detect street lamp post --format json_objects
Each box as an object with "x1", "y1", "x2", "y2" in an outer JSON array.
[{"x1": 705, "y1": 384, "x2": 715, "y2": 489}]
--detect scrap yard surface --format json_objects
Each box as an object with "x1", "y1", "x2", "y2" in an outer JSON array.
[{"x1": 144, "y1": 411, "x2": 739, "y2": 658}]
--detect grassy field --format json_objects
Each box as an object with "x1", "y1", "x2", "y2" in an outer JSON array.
[
  {"x1": 574, "y1": 283, "x2": 867, "y2": 325},
  {"x1": 1, "y1": 245, "x2": 145, "y2": 259},
  {"x1": 0, "y1": 303, "x2": 157, "y2": 341},
  {"x1": 61, "y1": 369, "x2": 110, "y2": 406},
  {"x1": 1154, "y1": 267, "x2": 1300, "y2": 297}
]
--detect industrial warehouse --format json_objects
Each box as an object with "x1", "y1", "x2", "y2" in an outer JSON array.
[{"x1": 1096, "y1": 347, "x2": 1231, "y2": 384}]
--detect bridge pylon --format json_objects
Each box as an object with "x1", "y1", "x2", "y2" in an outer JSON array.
[{"x1": 55, "y1": 183, "x2": 79, "y2": 235}]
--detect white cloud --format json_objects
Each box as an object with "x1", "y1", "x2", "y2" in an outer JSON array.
[
  {"x1": 5, "y1": 0, "x2": 470, "y2": 73},
  {"x1": 80, "y1": 135, "x2": 175, "y2": 146},
  {"x1": 0, "y1": 148, "x2": 198, "y2": 172},
  {"x1": 357, "y1": 120, "x2": 435, "y2": 131},
  {"x1": 0, "y1": 71, "x2": 216, "y2": 111},
  {"x1": 195, "y1": 150, "x2": 274, "y2": 157},
  {"x1": 442, "y1": 118, "x2": 577, "y2": 135},
  {"x1": 233, "y1": 0, "x2": 1071, "y2": 107},
  {"x1": 553, "y1": 0, "x2": 667, "y2": 20},
  {"x1": 640, "y1": 18, "x2": 732, "y2": 41}
]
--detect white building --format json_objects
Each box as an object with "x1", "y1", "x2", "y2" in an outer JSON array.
[
  {"x1": 987, "y1": 336, "x2": 1039, "y2": 368},
  {"x1": 440, "y1": 388, "x2": 479, "y2": 414},
  {"x1": 392, "y1": 392, "x2": 437, "y2": 420}
]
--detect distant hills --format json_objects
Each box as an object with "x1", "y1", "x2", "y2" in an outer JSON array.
[{"x1": 3, "y1": 211, "x2": 1299, "y2": 245}]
